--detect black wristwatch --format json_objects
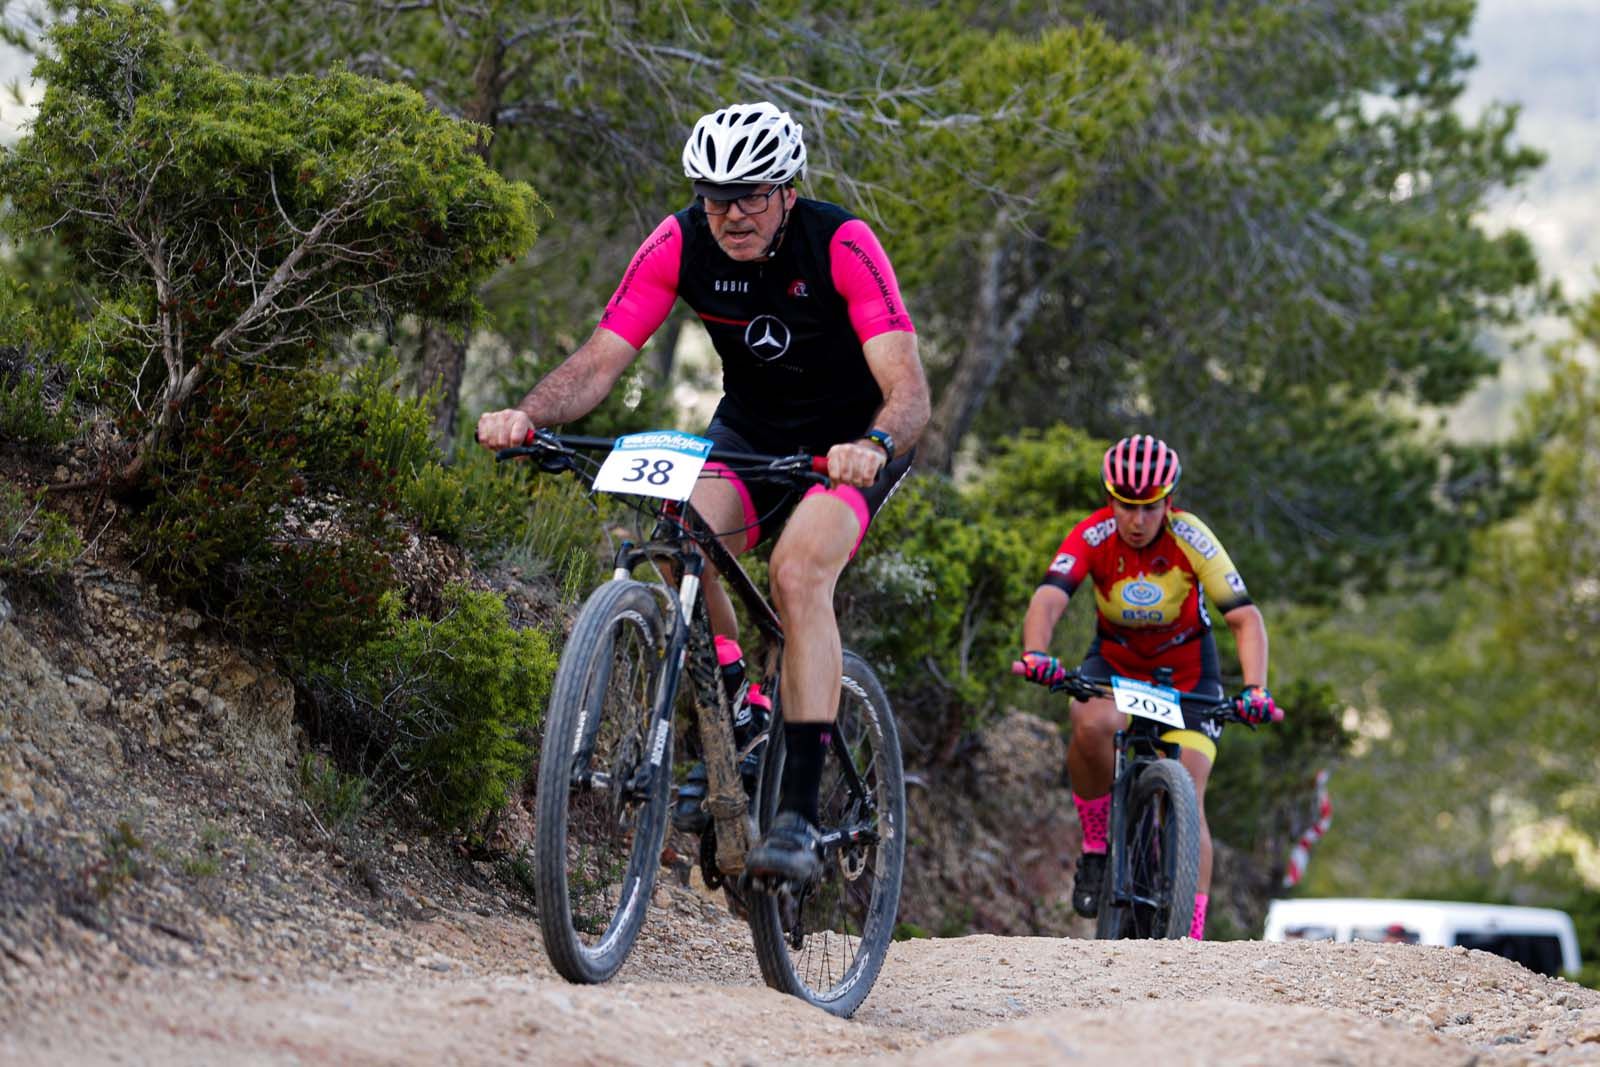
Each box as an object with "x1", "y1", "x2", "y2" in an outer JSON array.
[{"x1": 862, "y1": 428, "x2": 895, "y2": 462}]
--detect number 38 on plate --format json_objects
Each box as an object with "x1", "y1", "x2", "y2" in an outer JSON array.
[{"x1": 591, "y1": 431, "x2": 714, "y2": 502}]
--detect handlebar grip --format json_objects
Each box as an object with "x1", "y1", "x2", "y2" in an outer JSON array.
[{"x1": 811, "y1": 455, "x2": 830, "y2": 475}]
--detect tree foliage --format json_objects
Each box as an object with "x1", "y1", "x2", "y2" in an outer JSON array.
[
  {"x1": 1281, "y1": 289, "x2": 1600, "y2": 902},
  {"x1": 170, "y1": 0, "x2": 1150, "y2": 439},
  {"x1": 932, "y1": 0, "x2": 1545, "y2": 598},
  {"x1": 0, "y1": 0, "x2": 539, "y2": 483}
]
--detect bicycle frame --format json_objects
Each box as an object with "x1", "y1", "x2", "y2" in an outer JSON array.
[
  {"x1": 1101, "y1": 718, "x2": 1186, "y2": 918},
  {"x1": 608, "y1": 496, "x2": 784, "y2": 876},
  {"x1": 1098, "y1": 678, "x2": 1233, "y2": 931},
  {"x1": 509, "y1": 432, "x2": 879, "y2": 880}
]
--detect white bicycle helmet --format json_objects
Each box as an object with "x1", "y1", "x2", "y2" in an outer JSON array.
[{"x1": 682, "y1": 102, "x2": 806, "y2": 195}]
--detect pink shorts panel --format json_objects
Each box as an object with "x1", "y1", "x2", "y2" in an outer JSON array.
[
  {"x1": 802, "y1": 482, "x2": 871, "y2": 559},
  {"x1": 704, "y1": 461, "x2": 759, "y2": 552}
]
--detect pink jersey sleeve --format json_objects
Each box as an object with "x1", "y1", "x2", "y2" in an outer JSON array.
[
  {"x1": 596, "y1": 215, "x2": 682, "y2": 349},
  {"x1": 829, "y1": 219, "x2": 915, "y2": 343}
]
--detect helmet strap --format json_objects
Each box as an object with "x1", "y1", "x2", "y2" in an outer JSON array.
[{"x1": 761, "y1": 186, "x2": 794, "y2": 259}]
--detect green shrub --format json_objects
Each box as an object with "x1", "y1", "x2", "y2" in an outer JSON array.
[
  {"x1": 497, "y1": 472, "x2": 604, "y2": 596},
  {"x1": 0, "y1": 277, "x2": 81, "y2": 446},
  {"x1": 296, "y1": 356, "x2": 440, "y2": 503},
  {"x1": 298, "y1": 751, "x2": 370, "y2": 835},
  {"x1": 0, "y1": 481, "x2": 83, "y2": 578},
  {"x1": 303, "y1": 584, "x2": 557, "y2": 832},
  {"x1": 129, "y1": 360, "x2": 407, "y2": 660},
  {"x1": 403, "y1": 444, "x2": 539, "y2": 553},
  {"x1": 0, "y1": 352, "x2": 78, "y2": 446},
  {"x1": 834, "y1": 423, "x2": 1110, "y2": 740},
  {"x1": 839, "y1": 474, "x2": 1039, "y2": 724}
]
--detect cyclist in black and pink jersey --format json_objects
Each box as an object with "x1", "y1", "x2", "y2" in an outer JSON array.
[
  {"x1": 1016, "y1": 435, "x2": 1279, "y2": 939},
  {"x1": 478, "y1": 101, "x2": 929, "y2": 885}
]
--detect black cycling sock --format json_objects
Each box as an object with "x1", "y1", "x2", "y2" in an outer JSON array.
[{"x1": 779, "y1": 722, "x2": 828, "y2": 827}]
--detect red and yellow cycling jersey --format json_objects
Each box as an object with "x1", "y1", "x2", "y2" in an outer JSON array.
[{"x1": 1039, "y1": 506, "x2": 1252, "y2": 690}]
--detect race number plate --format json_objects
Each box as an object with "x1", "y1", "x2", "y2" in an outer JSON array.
[
  {"x1": 1110, "y1": 675, "x2": 1185, "y2": 729},
  {"x1": 591, "y1": 431, "x2": 713, "y2": 502}
]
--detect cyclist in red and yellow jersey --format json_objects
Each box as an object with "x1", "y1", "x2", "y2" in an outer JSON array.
[{"x1": 1017, "y1": 435, "x2": 1277, "y2": 939}]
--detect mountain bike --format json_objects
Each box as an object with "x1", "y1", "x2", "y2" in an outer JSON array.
[
  {"x1": 496, "y1": 429, "x2": 906, "y2": 1018},
  {"x1": 1018, "y1": 664, "x2": 1242, "y2": 939}
]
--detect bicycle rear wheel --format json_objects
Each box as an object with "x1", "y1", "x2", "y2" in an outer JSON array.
[
  {"x1": 1095, "y1": 758, "x2": 1199, "y2": 940},
  {"x1": 748, "y1": 651, "x2": 906, "y2": 1018},
  {"x1": 535, "y1": 580, "x2": 671, "y2": 983}
]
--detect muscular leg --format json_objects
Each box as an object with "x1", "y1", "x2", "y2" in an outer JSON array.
[
  {"x1": 1065, "y1": 696, "x2": 1122, "y2": 797},
  {"x1": 683, "y1": 475, "x2": 750, "y2": 638},
  {"x1": 1181, "y1": 746, "x2": 1215, "y2": 893},
  {"x1": 745, "y1": 491, "x2": 863, "y2": 876},
  {"x1": 766, "y1": 492, "x2": 862, "y2": 725}
]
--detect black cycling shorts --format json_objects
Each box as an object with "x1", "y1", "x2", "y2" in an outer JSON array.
[
  {"x1": 701, "y1": 416, "x2": 913, "y2": 552},
  {"x1": 1080, "y1": 635, "x2": 1226, "y2": 744}
]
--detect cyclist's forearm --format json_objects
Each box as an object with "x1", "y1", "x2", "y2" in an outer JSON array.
[
  {"x1": 517, "y1": 329, "x2": 638, "y2": 426},
  {"x1": 871, "y1": 386, "x2": 930, "y2": 451},
  {"x1": 1022, "y1": 585, "x2": 1070, "y2": 650},
  {"x1": 1226, "y1": 603, "x2": 1269, "y2": 688},
  {"x1": 861, "y1": 332, "x2": 930, "y2": 449}
]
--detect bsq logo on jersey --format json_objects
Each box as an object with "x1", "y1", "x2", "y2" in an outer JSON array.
[
  {"x1": 1122, "y1": 578, "x2": 1162, "y2": 607},
  {"x1": 745, "y1": 315, "x2": 792, "y2": 361}
]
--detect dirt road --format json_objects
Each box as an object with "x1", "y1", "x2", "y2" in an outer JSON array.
[{"x1": 6, "y1": 881, "x2": 1599, "y2": 1066}]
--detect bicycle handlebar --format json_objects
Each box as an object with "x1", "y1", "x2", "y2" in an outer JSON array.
[
  {"x1": 494, "y1": 429, "x2": 831, "y2": 482},
  {"x1": 1009, "y1": 661, "x2": 1246, "y2": 721}
]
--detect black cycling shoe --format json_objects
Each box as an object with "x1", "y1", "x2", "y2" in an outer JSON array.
[
  {"x1": 672, "y1": 762, "x2": 710, "y2": 834},
  {"x1": 1073, "y1": 851, "x2": 1107, "y2": 918},
  {"x1": 745, "y1": 812, "x2": 822, "y2": 885}
]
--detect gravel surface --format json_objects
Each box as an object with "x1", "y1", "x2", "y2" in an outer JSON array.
[{"x1": 5, "y1": 866, "x2": 1599, "y2": 1066}]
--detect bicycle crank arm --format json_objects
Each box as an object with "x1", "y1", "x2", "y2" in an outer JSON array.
[{"x1": 819, "y1": 825, "x2": 880, "y2": 850}]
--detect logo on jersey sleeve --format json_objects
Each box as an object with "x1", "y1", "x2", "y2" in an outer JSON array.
[
  {"x1": 1225, "y1": 572, "x2": 1247, "y2": 594},
  {"x1": 745, "y1": 315, "x2": 792, "y2": 361},
  {"x1": 1049, "y1": 552, "x2": 1077, "y2": 576},
  {"x1": 1171, "y1": 518, "x2": 1219, "y2": 560}
]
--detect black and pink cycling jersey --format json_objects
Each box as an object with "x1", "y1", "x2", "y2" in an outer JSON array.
[{"x1": 597, "y1": 198, "x2": 914, "y2": 453}]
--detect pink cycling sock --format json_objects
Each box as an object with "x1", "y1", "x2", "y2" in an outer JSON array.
[
  {"x1": 1073, "y1": 792, "x2": 1110, "y2": 854},
  {"x1": 1190, "y1": 893, "x2": 1208, "y2": 940},
  {"x1": 713, "y1": 634, "x2": 742, "y2": 667}
]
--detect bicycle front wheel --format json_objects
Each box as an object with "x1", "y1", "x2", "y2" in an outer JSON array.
[
  {"x1": 748, "y1": 651, "x2": 906, "y2": 1018},
  {"x1": 1096, "y1": 757, "x2": 1200, "y2": 940},
  {"x1": 535, "y1": 579, "x2": 671, "y2": 983}
]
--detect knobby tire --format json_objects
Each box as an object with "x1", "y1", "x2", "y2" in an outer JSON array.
[
  {"x1": 747, "y1": 651, "x2": 906, "y2": 1018},
  {"x1": 1095, "y1": 758, "x2": 1200, "y2": 941},
  {"x1": 535, "y1": 580, "x2": 671, "y2": 983}
]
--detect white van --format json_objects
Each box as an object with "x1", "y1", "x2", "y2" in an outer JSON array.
[{"x1": 1262, "y1": 897, "x2": 1581, "y2": 977}]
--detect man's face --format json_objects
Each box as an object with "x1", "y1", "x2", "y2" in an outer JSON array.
[
  {"x1": 1111, "y1": 497, "x2": 1170, "y2": 549},
  {"x1": 704, "y1": 184, "x2": 796, "y2": 262}
]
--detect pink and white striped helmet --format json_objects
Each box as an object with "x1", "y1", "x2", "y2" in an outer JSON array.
[{"x1": 1102, "y1": 435, "x2": 1182, "y2": 504}]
